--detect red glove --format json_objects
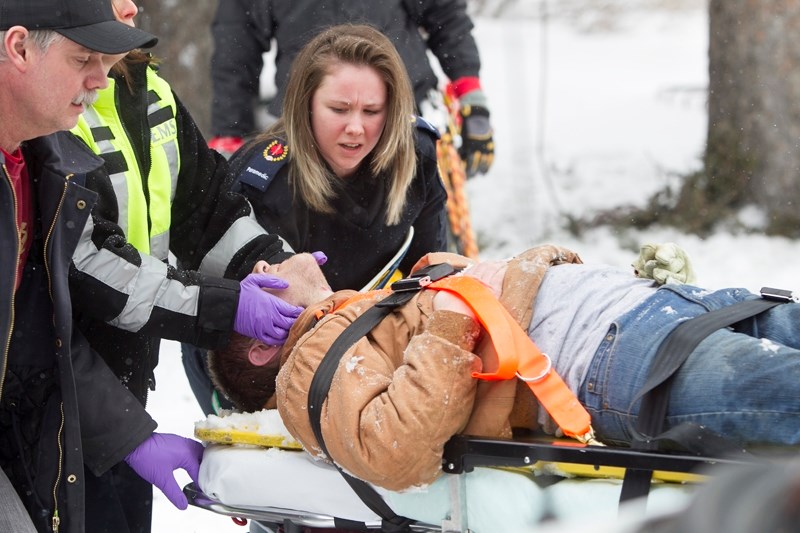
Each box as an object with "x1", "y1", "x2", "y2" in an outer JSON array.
[{"x1": 208, "y1": 136, "x2": 244, "y2": 159}]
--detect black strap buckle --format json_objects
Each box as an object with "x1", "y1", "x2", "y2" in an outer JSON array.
[
  {"x1": 760, "y1": 286, "x2": 795, "y2": 303},
  {"x1": 390, "y1": 263, "x2": 459, "y2": 292}
]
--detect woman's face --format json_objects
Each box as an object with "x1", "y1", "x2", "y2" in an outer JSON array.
[{"x1": 310, "y1": 62, "x2": 388, "y2": 179}]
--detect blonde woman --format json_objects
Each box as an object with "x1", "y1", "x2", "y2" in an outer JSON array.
[
  {"x1": 228, "y1": 23, "x2": 449, "y2": 291},
  {"x1": 182, "y1": 23, "x2": 450, "y2": 427}
]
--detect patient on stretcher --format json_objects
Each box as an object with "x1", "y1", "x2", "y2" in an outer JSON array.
[{"x1": 208, "y1": 245, "x2": 800, "y2": 492}]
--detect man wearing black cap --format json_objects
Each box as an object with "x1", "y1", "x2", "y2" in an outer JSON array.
[{"x1": 0, "y1": 2, "x2": 206, "y2": 532}]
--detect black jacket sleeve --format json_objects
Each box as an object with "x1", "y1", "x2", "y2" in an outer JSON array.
[
  {"x1": 411, "y1": 0, "x2": 482, "y2": 81},
  {"x1": 210, "y1": 0, "x2": 273, "y2": 137},
  {"x1": 72, "y1": 327, "x2": 157, "y2": 475},
  {"x1": 169, "y1": 95, "x2": 291, "y2": 280},
  {"x1": 70, "y1": 91, "x2": 291, "y2": 349}
]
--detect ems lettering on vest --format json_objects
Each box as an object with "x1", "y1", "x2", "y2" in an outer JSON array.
[{"x1": 151, "y1": 119, "x2": 177, "y2": 145}]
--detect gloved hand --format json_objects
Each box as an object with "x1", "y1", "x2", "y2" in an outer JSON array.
[
  {"x1": 208, "y1": 136, "x2": 244, "y2": 160},
  {"x1": 234, "y1": 273, "x2": 303, "y2": 345},
  {"x1": 124, "y1": 433, "x2": 204, "y2": 510},
  {"x1": 311, "y1": 251, "x2": 328, "y2": 266},
  {"x1": 632, "y1": 242, "x2": 697, "y2": 285},
  {"x1": 458, "y1": 89, "x2": 495, "y2": 177}
]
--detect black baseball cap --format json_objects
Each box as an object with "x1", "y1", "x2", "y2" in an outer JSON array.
[{"x1": 0, "y1": 0, "x2": 158, "y2": 54}]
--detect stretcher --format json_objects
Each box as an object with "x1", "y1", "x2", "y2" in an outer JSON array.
[
  {"x1": 184, "y1": 286, "x2": 792, "y2": 532},
  {"x1": 184, "y1": 410, "x2": 745, "y2": 533}
]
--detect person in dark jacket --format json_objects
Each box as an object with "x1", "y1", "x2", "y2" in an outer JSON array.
[
  {"x1": 67, "y1": 1, "x2": 305, "y2": 531},
  {"x1": 0, "y1": 2, "x2": 204, "y2": 532},
  {"x1": 208, "y1": 0, "x2": 495, "y2": 177},
  {"x1": 182, "y1": 24, "x2": 450, "y2": 416},
  {"x1": 231, "y1": 24, "x2": 449, "y2": 292}
]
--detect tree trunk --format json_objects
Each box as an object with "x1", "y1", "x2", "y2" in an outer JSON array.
[
  {"x1": 689, "y1": 0, "x2": 800, "y2": 235},
  {"x1": 136, "y1": 0, "x2": 215, "y2": 137}
]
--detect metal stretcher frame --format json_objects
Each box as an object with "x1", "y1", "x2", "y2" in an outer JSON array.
[
  {"x1": 183, "y1": 482, "x2": 441, "y2": 532},
  {"x1": 185, "y1": 433, "x2": 753, "y2": 533},
  {"x1": 441, "y1": 433, "x2": 753, "y2": 504},
  {"x1": 442, "y1": 434, "x2": 749, "y2": 477}
]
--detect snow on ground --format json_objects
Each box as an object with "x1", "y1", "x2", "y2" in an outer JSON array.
[{"x1": 148, "y1": 2, "x2": 800, "y2": 531}]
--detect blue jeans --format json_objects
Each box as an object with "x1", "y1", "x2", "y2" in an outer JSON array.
[{"x1": 579, "y1": 285, "x2": 800, "y2": 447}]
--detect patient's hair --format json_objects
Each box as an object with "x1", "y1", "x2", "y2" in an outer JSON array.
[
  {"x1": 208, "y1": 253, "x2": 332, "y2": 411},
  {"x1": 208, "y1": 333, "x2": 281, "y2": 412}
]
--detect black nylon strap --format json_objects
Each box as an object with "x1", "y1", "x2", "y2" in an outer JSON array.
[
  {"x1": 307, "y1": 291, "x2": 415, "y2": 442},
  {"x1": 307, "y1": 262, "x2": 458, "y2": 438},
  {"x1": 620, "y1": 297, "x2": 785, "y2": 502},
  {"x1": 339, "y1": 471, "x2": 415, "y2": 532},
  {"x1": 307, "y1": 290, "x2": 418, "y2": 532},
  {"x1": 632, "y1": 297, "x2": 783, "y2": 433},
  {"x1": 332, "y1": 517, "x2": 370, "y2": 531}
]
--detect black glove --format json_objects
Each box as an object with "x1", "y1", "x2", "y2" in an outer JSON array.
[{"x1": 459, "y1": 103, "x2": 495, "y2": 177}]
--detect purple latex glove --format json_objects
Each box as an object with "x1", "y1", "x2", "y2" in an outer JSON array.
[
  {"x1": 124, "y1": 433, "x2": 204, "y2": 510},
  {"x1": 311, "y1": 251, "x2": 328, "y2": 265},
  {"x1": 234, "y1": 273, "x2": 303, "y2": 345}
]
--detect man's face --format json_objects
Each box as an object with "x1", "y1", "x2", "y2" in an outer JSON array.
[
  {"x1": 253, "y1": 253, "x2": 333, "y2": 308},
  {"x1": 18, "y1": 35, "x2": 119, "y2": 137}
]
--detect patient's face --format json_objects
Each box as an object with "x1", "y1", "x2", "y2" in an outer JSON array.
[{"x1": 253, "y1": 253, "x2": 334, "y2": 308}]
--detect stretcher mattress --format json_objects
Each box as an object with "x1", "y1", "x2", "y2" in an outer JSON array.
[{"x1": 196, "y1": 411, "x2": 696, "y2": 532}]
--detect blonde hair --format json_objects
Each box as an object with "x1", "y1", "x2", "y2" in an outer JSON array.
[
  {"x1": 110, "y1": 49, "x2": 160, "y2": 92},
  {"x1": 259, "y1": 24, "x2": 417, "y2": 225}
]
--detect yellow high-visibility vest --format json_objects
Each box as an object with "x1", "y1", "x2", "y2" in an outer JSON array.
[{"x1": 72, "y1": 66, "x2": 179, "y2": 260}]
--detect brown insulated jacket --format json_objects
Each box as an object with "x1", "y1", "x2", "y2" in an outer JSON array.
[{"x1": 276, "y1": 245, "x2": 582, "y2": 491}]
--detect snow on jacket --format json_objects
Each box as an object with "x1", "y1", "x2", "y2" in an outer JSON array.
[
  {"x1": 276, "y1": 245, "x2": 582, "y2": 491},
  {"x1": 211, "y1": 0, "x2": 482, "y2": 137},
  {"x1": 68, "y1": 61, "x2": 292, "y2": 395},
  {"x1": 1, "y1": 132, "x2": 157, "y2": 533}
]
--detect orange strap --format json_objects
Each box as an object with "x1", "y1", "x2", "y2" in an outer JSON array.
[
  {"x1": 428, "y1": 276, "x2": 597, "y2": 443},
  {"x1": 314, "y1": 289, "x2": 393, "y2": 320}
]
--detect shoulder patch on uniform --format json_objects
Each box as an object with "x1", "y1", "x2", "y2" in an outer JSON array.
[
  {"x1": 413, "y1": 115, "x2": 441, "y2": 140},
  {"x1": 237, "y1": 140, "x2": 289, "y2": 191}
]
